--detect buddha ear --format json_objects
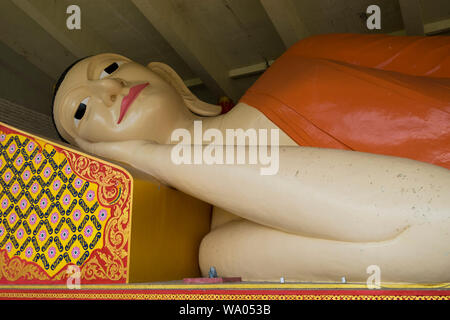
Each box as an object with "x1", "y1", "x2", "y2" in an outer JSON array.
[{"x1": 147, "y1": 62, "x2": 222, "y2": 116}]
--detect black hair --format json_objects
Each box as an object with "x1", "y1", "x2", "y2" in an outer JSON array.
[{"x1": 51, "y1": 56, "x2": 91, "y2": 143}]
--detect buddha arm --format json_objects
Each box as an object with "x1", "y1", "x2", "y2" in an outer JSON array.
[{"x1": 131, "y1": 143, "x2": 450, "y2": 243}]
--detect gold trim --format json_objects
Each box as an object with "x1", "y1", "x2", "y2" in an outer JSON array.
[
  {"x1": 0, "y1": 292, "x2": 448, "y2": 300},
  {"x1": 0, "y1": 282, "x2": 448, "y2": 290},
  {"x1": 0, "y1": 122, "x2": 133, "y2": 178},
  {"x1": 0, "y1": 121, "x2": 133, "y2": 283}
]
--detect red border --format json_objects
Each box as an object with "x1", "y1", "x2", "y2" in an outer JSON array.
[
  {"x1": 0, "y1": 123, "x2": 132, "y2": 284},
  {"x1": 0, "y1": 288, "x2": 448, "y2": 300}
]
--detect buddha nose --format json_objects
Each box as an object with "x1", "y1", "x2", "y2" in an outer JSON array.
[{"x1": 90, "y1": 78, "x2": 128, "y2": 106}]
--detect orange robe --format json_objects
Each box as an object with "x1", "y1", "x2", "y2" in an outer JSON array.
[{"x1": 240, "y1": 34, "x2": 450, "y2": 169}]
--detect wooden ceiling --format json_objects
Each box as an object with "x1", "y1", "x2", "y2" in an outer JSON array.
[{"x1": 0, "y1": 0, "x2": 449, "y2": 116}]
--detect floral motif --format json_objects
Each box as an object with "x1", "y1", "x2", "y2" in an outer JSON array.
[
  {"x1": 34, "y1": 153, "x2": 43, "y2": 165},
  {"x1": 71, "y1": 246, "x2": 80, "y2": 259},
  {"x1": 60, "y1": 228, "x2": 69, "y2": 241},
  {"x1": 52, "y1": 179, "x2": 61, "y2": 191},
  {"x1": 19, "y1": 198, "x2": 28, "y2": 211},
  {"x1": 15, "y1": 155, "x2": 24, "y2": 167},
  {"x1": 0, "y1": 250, "x2": 49, "y2": 282},
  {"x1": 16, "y1": 228, "x2": 24, "y2": 240},
  {"x1": 8, "y1": 143, "x2": 16, "y2": 154},
  {"x1": 0, "y1": 125, "x2": 132, "y2": 284},
  {"x1": 98, "y1": 209, "x2": 108, "y2": 222},
  {"x1": 25, "y1": 247, "x2": 33, "y2": 258},
  {"x1": 8, "y1": 212, "x2": 17, "y2": 225},
  {"x1": 31, "y1": 182, "x2": 40, "y2": 194},
  {"x1": 28, "y1": 213, "x2": 37, "y2": 225},
  {"x1": 48, "y1": 246, "x2": 56, "y2": 259},
  {"x1": 62, "y1": 194, "x2": 71, "y2": 206},
  {"x1": 74, "y1": 178, "x2": 83, "y2": 189},
  {"x1": 43, "y1": 167, "x2": 52, "y2": 178},
  {"x1": 27, "y1": 141, "x2": 35, "y2": 152},
  {"x1": 22, "y1": 169, "x2": 31, "y2": 181},
  {"x1": 1, "y1": 198, "x2": 9, "y2": 210},
  {"x1": 84, "y1": 225, "x2": 94, "y2": 238},
  {"x1": 39, "y1": 198, "x2": 48, "y2": 210},
  {"x1": 72, "y1": 209, "x2": 82, "y2": 222},
  {"x1": 50, "y1": 212, "x2": 59, "y2": 224},
  {"x1": 3, "y1": 171, "x2": 12, "y2": 183},
  {"x1": 11, "y1": 183, "x2": 20, "y2": 195},
  {"x1": 63, "y1": 150, "x2": 131, "y2": 283},
  {"x1": 85, "y1": 190, "x2": 95, "y2": 202},
  {"x1": 38, "y1": 230, "x2": 47, "y2": 242}
]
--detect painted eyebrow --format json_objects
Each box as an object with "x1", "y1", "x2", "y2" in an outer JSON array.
[
  {"x1": 59, "y1": 57, "x2": 90, "y2": 107},
  {"x1": 60, "y1": 87, "x2": 88, "y2": 128},
  {"x1": 59, "y1": 55, "x2": 130, "y2": 120},
  {"x1": 60, "y1": 57, "x2": 119, "y2": 116},
  {"x1": 87, "y1": 55, "x2": 129, "y2": 79}
]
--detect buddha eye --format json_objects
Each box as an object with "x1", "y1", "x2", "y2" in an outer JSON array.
[
  {"x1": 74, "y1": 97, "x2": 89, "y2": 127},
  {"x1": 100, "y1": 61, "x2": 124, "y2": 79}
]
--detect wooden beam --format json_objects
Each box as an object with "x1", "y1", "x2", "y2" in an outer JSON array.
[
  {"x1": 11, "y1": 0, "x2": 114, "y2": 58},
  {"x1": 131, "y1": 0, "x2": 241, "y2": 101},
  {"x1": 424, "y1": 18, "x2": 450, "y2": 35},
  {"x1": 0, "y1": 0, "x2": 77, "y2": 79},
  {"x1": 0, "y1": 41, "x2": 54, "y2": 115},
  {"x1": 229, "y1": 60, "x2": 274, "y2": 79},
  {"x1": 398, "y1": 0, "x2": 425, "y2": 36},
  {"x1": 390, "y1": 17, "x2": 450, "y2": 36},
  {"x1": 220, "y1": 0, "x2": 285, "y2": 65},
  {"x1": 259, "y1": 0, "x2": 309, "y2": 49},
  {"x1": 184, "y1": 78, "x2": 203, "y2": 88},
  {"x1": 184, "y1": 60, "x2": 275, "y2": 88}
]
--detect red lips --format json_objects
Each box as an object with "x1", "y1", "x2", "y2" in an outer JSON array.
[{"x1": 117, "y1": 83, "x2": 149, "y2": 124}]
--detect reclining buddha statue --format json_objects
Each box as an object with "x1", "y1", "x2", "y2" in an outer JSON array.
[{"x1": 53, "y1": 33, "x2": 450, "y2": 284}]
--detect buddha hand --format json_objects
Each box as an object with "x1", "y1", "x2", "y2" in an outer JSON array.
[{"x1": 74, "y1": 137, "x2": 149, "y2": 165}]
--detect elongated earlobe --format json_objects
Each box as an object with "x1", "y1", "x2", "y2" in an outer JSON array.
[{"x1": 147, "y1": 62, "x2": 222, "y2": 116}]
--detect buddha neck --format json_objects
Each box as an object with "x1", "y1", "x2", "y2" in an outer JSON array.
[{"x1": 174, "y1": 102, "x2": 296, "y2": 146}]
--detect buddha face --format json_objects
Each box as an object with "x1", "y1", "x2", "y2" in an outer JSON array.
[{"x1": 53, "y1": 53, "x2": 195, "y2": 145}]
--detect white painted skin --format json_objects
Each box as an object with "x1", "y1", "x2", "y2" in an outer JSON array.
[{"x1": 54, "y1": 54, "x2": 450, "y2": 283}]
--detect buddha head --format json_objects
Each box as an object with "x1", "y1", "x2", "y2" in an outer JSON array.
[{"x1": 53, "y1": 53, "x2": 221, "y2": 146}]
